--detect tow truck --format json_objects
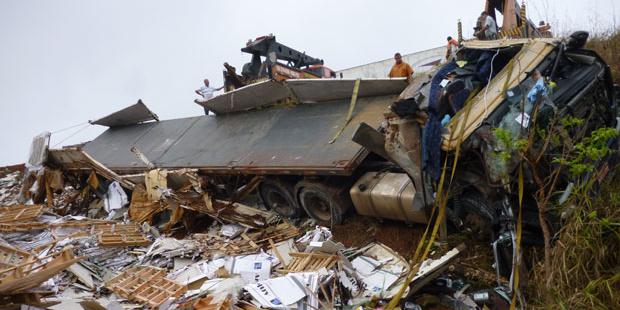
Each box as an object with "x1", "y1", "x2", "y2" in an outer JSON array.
[{"x1": 222, "y1": 35, "x2": 335, "y2": 92}]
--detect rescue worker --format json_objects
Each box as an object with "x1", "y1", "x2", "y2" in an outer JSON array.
[
  {"x1": 194, "y1": 79, "x2": 223, "y2": 103},
  {"x1": 475, "y1": 11, "x2": 497, "y2": 40},
  {"x1": 538, "y1": 21, "x2": 552, "y2": 38},
  {"x1": 527, "y1": 69, "x2": 548, "y2": 104},
  {"x1": 388, "y1": 53, "x2": 414, "y2": 79},
  {"x1": 445, "y1": 36, "x2": 459, "y2": 61},
  {"x1": 194, "y1": 78, "x2": 224, "y2": 114}
]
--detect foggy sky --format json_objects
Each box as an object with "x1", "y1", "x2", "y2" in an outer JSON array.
[{"x1": 1, "y1": 0, "x2": 618, "y2": 166}]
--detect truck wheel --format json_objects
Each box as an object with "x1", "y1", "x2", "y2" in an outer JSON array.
[
  {"x1": 258, "y1": 179, "x2": 302, "y2": 218},
  {"x1": 295, "y1": 181, "x2": 349, "y2": 226},
  {"x1": 451, "y1": 192, "x2": 497, "y2": 240}
]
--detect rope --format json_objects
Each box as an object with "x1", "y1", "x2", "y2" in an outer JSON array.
[
  {"x1": 50, "y1": 121, "x2": 90, "y2": 134},
  {"x1": 51, "y1": 123, "x2": 91, "y2": 148},
  {"x1": 510, "y1": 163, "x2": 525, "y2": 309},
  {"x1": 483, "y1": 49, "x2": 502, "y2": 119}
]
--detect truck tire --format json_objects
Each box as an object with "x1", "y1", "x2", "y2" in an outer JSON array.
[
  {"x1": 451, "y1": 192, "x2": 497, "y2": 240},
  {"x1": 295, "y1": 181, "x2": 350, "y2": 226},
  {"x1": 258, "y1": 179, "x2": 303, "y2": 218}
]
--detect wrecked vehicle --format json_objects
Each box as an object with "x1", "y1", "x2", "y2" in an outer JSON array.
[
  {"x1": 356, "y1": 33, "x2": 618, "y2": 289},
  {"x1": 44, "y1": 34, "x2": 616, "y2": 241},
  {"x1": 365, "y1": 34, "x2": 617, "y2": 221},
  {"x1": 48, "y1": 78, "x2": 418, "y2": 227}
]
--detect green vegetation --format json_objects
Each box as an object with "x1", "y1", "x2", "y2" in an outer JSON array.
[
  {"x1": 530, "y1": 117, "x2": 620, "y2": 309},
  {"x1": 587, "y1": 30, "x2": 620, "y2": 83}
]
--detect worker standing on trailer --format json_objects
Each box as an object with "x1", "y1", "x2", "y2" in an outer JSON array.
[
  {"x1": 194, "y1": 78, "x2": 224, "y2": 114},
  {"x1": 388, "y1": 53, "x2": 414, "y2": 80},
  {"x1": 194, "y1": 79, "x2": 223, "y2": 103},
  {"x1": 445, "y1": 36, "x2": 459, "y2": 61}
]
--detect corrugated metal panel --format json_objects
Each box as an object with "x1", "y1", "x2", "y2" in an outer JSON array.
[
  {"x1": 287, "y1": 79, "x2": 408, "y2": 103},
  {"x1": 84, "y1": 95, "x2": 395, "y2": 175},
  {"x1": 83, "y1": 117, "x2": 195, "y2": 170},
  {"x1": 197, "y1": 80, "x2": 290, "y2": 114},
  {"x1": 91, "y1": 100, "x2": 159, "y2": 127},
  {"x1": 197, "y1": 79, "x2": 407, "y2": 114}
]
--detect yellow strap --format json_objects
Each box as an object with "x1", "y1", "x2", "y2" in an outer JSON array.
[
  {"x1": 502, "y1": 59, "x2": 516, "y2": 98},
  {"x1": 329, "y1": 79, "x2": 361, "y2": 144},
  {"x1": 510, "y1": 163, "x2": 525, "y2": 309},
  {"x1": 386, "y1": 88, "x2": 476, "y2": 309}
]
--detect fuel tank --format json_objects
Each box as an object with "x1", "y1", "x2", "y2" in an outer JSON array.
[{"x1": 350, "y1": 171, "x2": 427, "y2": 223}]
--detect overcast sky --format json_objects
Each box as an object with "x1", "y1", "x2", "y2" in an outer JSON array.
[{"x1": 0, "y1": 0, "x2": 618, "y2": 166}]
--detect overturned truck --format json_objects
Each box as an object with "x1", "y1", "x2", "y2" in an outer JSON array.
[{"x1": 47, "y1": 36, "x2": 617, "y2": 243}]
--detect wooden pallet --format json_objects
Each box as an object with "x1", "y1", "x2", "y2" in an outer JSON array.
[
  {"x1": 95, "y1": 223, "x2": 151, "y2": 247},
  {"x1": 0, "y1": 205, "x2": 44, "y2": 223},
  {"x1": 106, "y1": 266, "x2": 166, "y2": 299},
  {"x1": 106, "y1": 266, "x2": 186, "y2": 308},
  {"x1": 0, "y1": 219, "x2": 119, "y2": 233},
  {"x1": 53, "y1": 219, "x2": 116, "y2": 228},
  {"x1": 134, "y1": 277, "x2": 187, "y2": 308},
  {"x1": 91, "y1": 222, "x2": 142, "y2": 233},
  {"x1": 278, "y1": 252, "x2": 338, "y2": 273},
  {"x1": 0, "y1": 222, "x2": 48, "y2": 232},
  {"x1": 98, "y1": 232, "x2": 151, "y2": 247}
]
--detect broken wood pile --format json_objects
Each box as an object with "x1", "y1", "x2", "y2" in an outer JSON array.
[
  {"x1": 0, "y1": 158, "x2": 478, "y2": 309},
  {"x1": 195, "y1": 222, "x2": 300, "y2": 257},
  {"x1": 0, "y1": 247, "x2": 82, "y2": 294}
]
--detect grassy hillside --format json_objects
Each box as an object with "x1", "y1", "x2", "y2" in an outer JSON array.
[
  {"x1": 588, "y1": 30, "x2": 620, "y2": 83},
  {"x1": 530, "y1": 30, "x2": 620, "y2": 309}
]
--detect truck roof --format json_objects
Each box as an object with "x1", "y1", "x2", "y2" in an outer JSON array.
[{"x1": 78, "y1": 79, "x2": 407, "y2": 175}]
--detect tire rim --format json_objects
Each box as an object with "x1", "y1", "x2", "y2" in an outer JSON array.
[
  {"x1": 302, "y1": 192, "x2": 331, "y2": 222},
  {"x1": 265, "y1": 187, "x2": 294, "y2": 217}
]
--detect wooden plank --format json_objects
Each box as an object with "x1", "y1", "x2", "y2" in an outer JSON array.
[
  {"x1": 0, "y1": 248, "x2": 82, "y2": 294},
  {"x1": 268, "y1": 239, "x2": 286, "y2": 269},
  {"x1": 0, "y1": 205, "x2": 44, "y2": 223},
  {"x1": 279, "y1": 252, "x2": 338, "y2": 273}
]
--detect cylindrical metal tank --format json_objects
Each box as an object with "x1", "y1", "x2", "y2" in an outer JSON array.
[{"x1": 350, "y1": 171, "x2": 427, "y2": 223}]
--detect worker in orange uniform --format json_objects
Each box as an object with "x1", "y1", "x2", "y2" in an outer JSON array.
[
  {"x1": 388, "y1": 53, "x2": 414, "y2": 80},
  {"x1": 445, "y1": 36, "x2": 459, "y2": 61}
]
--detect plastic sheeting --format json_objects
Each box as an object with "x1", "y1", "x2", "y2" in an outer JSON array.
[{"x1": 104, "y1": 181, "x2": 128, "y2": 213}]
